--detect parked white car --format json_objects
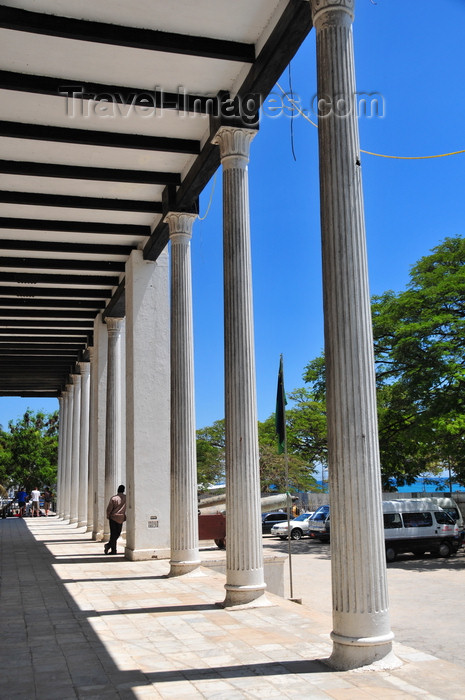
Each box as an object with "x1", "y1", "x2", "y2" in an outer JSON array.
[{"x1": 271, "y1": 512, "x2": 314, "y2": 540}]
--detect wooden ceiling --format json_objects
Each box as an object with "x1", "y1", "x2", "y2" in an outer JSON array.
[{"x1": 0, "y1": 0, "x2": 312, "y2": 396}]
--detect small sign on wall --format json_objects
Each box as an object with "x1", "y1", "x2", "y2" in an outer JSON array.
[{"x1": 148, "y1": 515, "x2": 159, "y2": 528}]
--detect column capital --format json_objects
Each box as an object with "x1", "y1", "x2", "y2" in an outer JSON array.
[
  {"x1": 211, "y1": 126, "x2": 257, "y2": 166},
  {"x1": 164, "y1": 212, "x2": 197, "y2": 243},
  {"x1": 311, "y1": 0, "x2": 354, "y2": 26},
  {"x1": 78, "y1": 360, "x2": 91, "y2": 376},
  {"x1": 105, "y1": 317, "x2": 124, "y2": 334},
  {"x1": 71, "y1": 373, "x2": 81, "y2": 386}
]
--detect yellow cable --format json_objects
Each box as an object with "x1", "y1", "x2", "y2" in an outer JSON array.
[
  {"x1": 197, "y1": 172, "x2": 217, "y2": 221},
  {"x1": 275, "y1": 82, "x2": 465, "y2": 160}
]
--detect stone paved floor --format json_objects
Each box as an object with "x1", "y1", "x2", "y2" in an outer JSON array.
[{"x1": 1, "y1": 516, "x2": 464, "y2": 699}]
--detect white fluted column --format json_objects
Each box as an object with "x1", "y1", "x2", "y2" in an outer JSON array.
[
  {"x1": 104, "y1": 317, "x2": 124, "y2": 538},
  {"x1": 86, "y1": 347, "x2": 95, "y2": 532},
  {"x1": 63, "y1": 381, "x2": 74, "y2": 522},
  {"x1": 57, "y1": 392, "x2": 66, "y2": 518},
  {"x1": 166, "y1": 212, "x2": 200, "y2": 576},
  {"x1": 69, "y1": 373, "x2": 81, "y2": 525},
  {"x1": 91, "y1": 317, "x2": 107, "y2": 541},
  {"x1": 212, "y1": 126, "x2": 267, "y2": 608},
  {"x1": 78, "y1": 361, "x2": 90, "y2": 527},
  {"x1": 312, "y1": 0, "x2": 395, "y2": 670}
]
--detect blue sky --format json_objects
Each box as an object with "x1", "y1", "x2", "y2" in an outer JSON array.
[{"x1": 1, "y1": 0, "x2": 464, "y2": 431}]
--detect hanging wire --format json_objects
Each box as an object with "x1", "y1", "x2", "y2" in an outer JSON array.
[
  {"x1": 288, "y1": 64, "x2": 297, "y2": 162},
  {"x1": 197, "y1": 172, "x2": 217, "y2": 221},
  {"x1": 275, "y1": 82, "x2": 465, "y2": 160}
]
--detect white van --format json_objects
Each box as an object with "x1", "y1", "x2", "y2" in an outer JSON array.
[
  {"x1": 383, "y1": 499, "x2": 460, "y2": 562},
  {"x1": 426, "y1": 497, "x2": 464, "y2": 538}
]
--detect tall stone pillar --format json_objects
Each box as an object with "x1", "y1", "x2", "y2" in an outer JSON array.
[
  {"x1": 104, "y1": 317, "x2": 124, "y2": 538},
  {"x1": 57, "y1": 393, "x2": 66, "y2": 518},
  {"x1": 212, "y1": 126, "x2": 266, "y2": 607},
  {"x1": 165, "y1": 212, "x2": 200, "y2": 576},
  {"x1": 86, "y1": 347, "x2": 94, "y2": 532},
  {"x1": 311, "y1": 0, "x2": 395, "y2": 670},
  {"x1": 63, "y1": 381, "x2": 74, "y2": 522},
  {"x1": 125, "y1": 248, "x2": 171, "y2": 560},
  {"x1": 69, "y1": 373, "x2": 81, "y2": 525},
  {"x1": 91, "y1": 316, "x2": 107, "y2": 541},
  {"x1": 78, "y1": 361, "x2": 90, "y2": 527}
]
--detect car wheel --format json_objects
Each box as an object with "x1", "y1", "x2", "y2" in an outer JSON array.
[
  {"x1": 214, "y1": 538, "x2": 226, "y2": 550},
  {"x1": 438, "y1": 541, "x2": 451, "y2": 558},
  {"x1": 386, "y1": 546, "x2": 397, "y2": 563},
  {"x1": 279, "y1": 536, "x2": 287, "y2": 540},
  {"x1": 291, "y1": 528, "x2": 302, "y2": 540}
]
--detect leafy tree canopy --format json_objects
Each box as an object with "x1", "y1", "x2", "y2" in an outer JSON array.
[
  {"x1": 0, "y1": 409, "x2": 59, "y2": 493},
  {"x1": 196, "y1": 419, "x2": 225, "y2": 492},
  {"x1": 303, "y1": 236, "x2": 465, "y2": 488}
]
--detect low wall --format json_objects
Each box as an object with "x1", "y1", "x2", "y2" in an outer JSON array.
[{"x1": 201, "y1": 553, "x2": 287, "y2": 598}]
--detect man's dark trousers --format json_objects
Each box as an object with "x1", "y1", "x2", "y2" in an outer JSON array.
[{"x1": 108, "y1": 519, "x2": 123, "y2": 554}]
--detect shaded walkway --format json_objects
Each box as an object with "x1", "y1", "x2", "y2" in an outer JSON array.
[{"x1": 1, "y1": 517, "x2": 464, "y2": 699}]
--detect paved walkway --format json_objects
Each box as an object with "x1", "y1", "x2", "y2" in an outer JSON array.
[{"x1": 1, "y1": 517, "x2": 464, "y2": 699}]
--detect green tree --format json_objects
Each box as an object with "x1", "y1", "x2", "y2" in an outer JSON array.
[
  {"x1": 258, "y1": 412, "x2": 320, "y2": 493},
  {"x1": 196, "y1": 414, "x2": 321, "y2": 494},
  {"x1": 196, "y1": 419, "x2": 225, "y2": 492},
  {"x1": 301, "y1": 236, "x2": 465, "y2": 488},
  {"x1": 0, "y1": 409, "x2": 59, "y2": 491},
  {"x1": 372, "y1": 236, "x2": 465, "y2": 485}
]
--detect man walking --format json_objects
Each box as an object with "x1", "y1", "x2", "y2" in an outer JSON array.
[
  {"x1": 104, "y1": 485, "x2": 126, "y2": 555},
  {"x1": 30, "y1": 486, "x2": 41, "y2": 517}
]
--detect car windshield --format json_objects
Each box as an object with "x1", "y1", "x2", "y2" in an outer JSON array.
[
  {"x1": 443, "y1": 508, "x2": 459, "y2": 522},
  {"x1": 434, "y1": 510, "x2": 455, "y2": 525}
]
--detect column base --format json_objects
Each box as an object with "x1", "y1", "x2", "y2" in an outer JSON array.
[
  {"x1": 222, "y1": 583, "x2": 270, "y2": 609},
  {"x1": 124, "y1": 546, "x2": 171, "y2": 561},
  {"x1": 328, "y1": 631, "x2": 400, "y2": 671},
  {"x1": 77, "y1": 520, "x2": 87, "y2": 528},
  {"x1": 169, "y1": 559, "x2": 202, "y2": 577},
  {"x1": 86, "y1": 524, "x2": 93, "y2": 533},
  {"x1": 92, "y1": 530, "x2": 104, "y2": 541}
]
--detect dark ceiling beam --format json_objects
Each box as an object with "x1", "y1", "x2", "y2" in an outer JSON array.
[
  {"x1": 0, "y1": 348, "x2": 78, "y2": 355},
  {"x1": 0, "y1": 328, "x2": 89, "y2": 336},
  {"x1": 0, "y1": 391, "x2": 60, "y2": 397},
  {"x1": 0, "y1": 6, "x2": 254, "y2": 62},
  {"x1": 0, "y1": 217, "x2": 149, "y2": 236},
  {"x1": 0, "y1": 190, "x2": 162, "y2": 214},
  {"x1": 0, "y1": 120, "x2": 200, "y2": 154},
  {"x1": 0, "y1": 286, "x2": 111, "y2": 298},
  {"x1": 0, "y1": 383, "x2": 69, "y2": 389},
  {"x1": 0, "y1": 341, "x2": 83, "y2": 348},
  {"x1": 0, "y1": 70, "x2": 217, "y2": 115},
  {"x1": 0, "y1": 378, "x2": 70, "y2": 384},
  {"x1": 0, "y1": 309, "x2": 97, "y2": 320},
  {"x1": 0, "y1": 319, "x2": 93, "y2": 328},
  {"x1": 0, "y1": 271, "x2": 119, "y2": 286},
  {"x1": 0, "y1": 258, "x2": 123, "y2": 274},
  {"x1": 0, "y1": 159, "x2": 181, "y2": 186},
  {"x1": 102, "y1": 279, "x2": 125, "y2": 319},
  {"x1": 143, "y1": 0, "x2": 313, "y2": 263},
  {"x1": 0, "y1": 298, "x2": 105, "y2": 309},
  {"x1": 0, "y1": 356, "x2": 76, "y2": 364},
  {"x1": 240, "y1": 0, "x2": 312, "y2": 99},
  {"x1": 0, "y1": 238, "x2": 132, "y2": 256}
]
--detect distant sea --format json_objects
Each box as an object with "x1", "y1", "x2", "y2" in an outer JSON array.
[
  {"x1": 316, "y1": 476, "x2": 462, "y2": 494},
  {"x1": 394, "y1": 477, "x2": 462, "y2": 494}
]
